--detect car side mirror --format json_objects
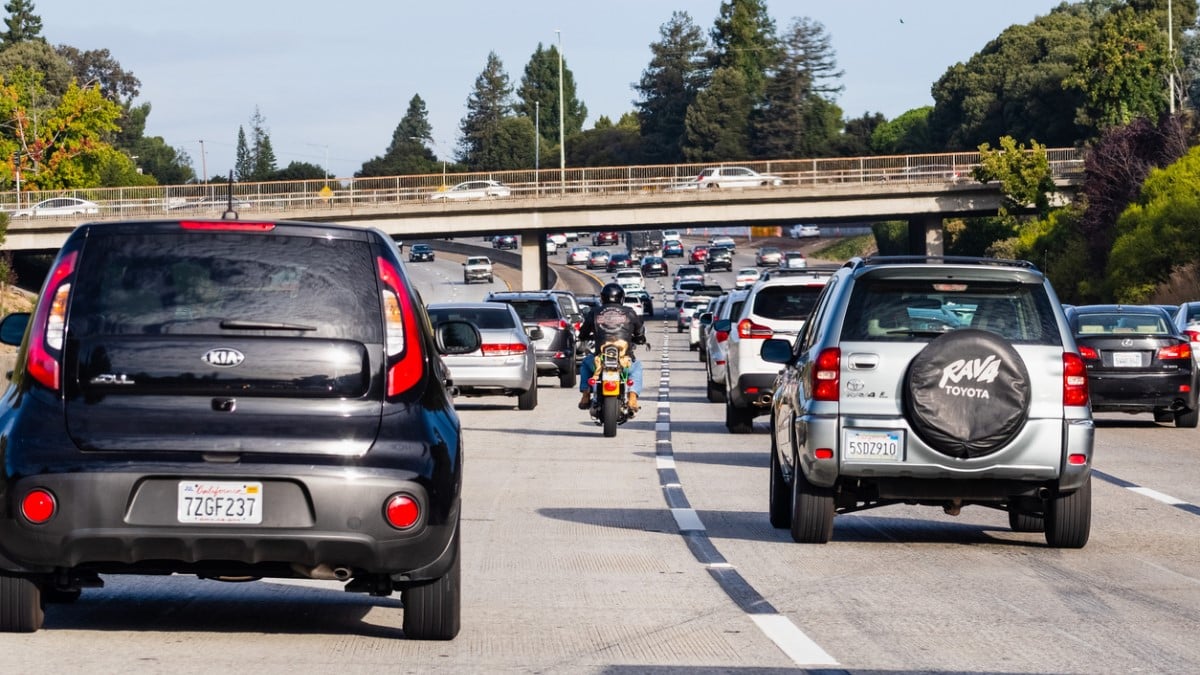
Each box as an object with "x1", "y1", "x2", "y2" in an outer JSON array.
[
  {"x1": 435, "y1": 320, "x2": 481, "y2": 355},
  {"x1": 699, "y1": 312, "x2": 713, "y2": 326},
  {"x1": 714, "y1": 319, "x2": 732, "y2": 333},
  {"x1": 0, "y1": 313, "x2": 29, "y2": 346},
  {"x1": 526, "y1": 326, "x2": 544, "y2": 341},
  {"x1": 760, "y1": 338, "x2": 793, "y2": 364}
]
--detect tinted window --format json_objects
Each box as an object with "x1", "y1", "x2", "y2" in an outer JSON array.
[
  {"x1": 70, "y1": 232, "x2": 382, "y2": 341},
  {"x1": 752, "y1": 286, "x2": 820, "y2": 320},
  {"x1": 1072, "y1": 312, "x2": 1171, "y2": 336},
  {"x1": 840, "y1": 279, "x2": 1061, "y2": 344},
  {"x1": 427, "y1": 307, "x2": 515, "y2": 330},
  {"x1": 498, "y1": 300, "x2": 560, "y2": 323}
]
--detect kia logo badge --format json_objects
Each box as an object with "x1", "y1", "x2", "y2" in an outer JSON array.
[{"x1": 203, "y1": 348, "x2": 245, "y2": 368}]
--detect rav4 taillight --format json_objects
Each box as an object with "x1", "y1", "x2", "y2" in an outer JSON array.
[
  {"x1": 812, "y1": 347, "x2": 840, "y2": 402},
  {"x1": 28, "y1": 251, "x2": 77, "y2": 392},
  {"x1": 737, "y1": 318, "x2": 774, "y2": 339},
  {"x1": 1157, "y1": 343, "x2": 1191, "y2": 360},
  {"x1": 377, "y1": 256, "x2": 424, "y2": 397},
  {"x1": 1063, "y1": 353, "x2": 1089, "y2": 407}
]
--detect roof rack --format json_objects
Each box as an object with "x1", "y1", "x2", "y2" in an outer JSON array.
[
  {"x1": 760, "y1": 265, "x2": 839, "y2": 280},
  {"x1": 849, "y1": 255, "x2": 1040, "y2": 271}
]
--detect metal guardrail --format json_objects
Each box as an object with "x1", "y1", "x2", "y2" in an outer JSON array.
[{"x1": 0, "y1": 149, "x2": 1085, "y2": 220}]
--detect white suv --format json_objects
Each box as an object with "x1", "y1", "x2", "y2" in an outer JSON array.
[{"x1": 721, "y1": 273, "x2": 830, "y2": 433}]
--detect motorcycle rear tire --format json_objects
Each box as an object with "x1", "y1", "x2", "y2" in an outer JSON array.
[{"x1": 602, "y1": 396, "x2": 619, "y2": 437}]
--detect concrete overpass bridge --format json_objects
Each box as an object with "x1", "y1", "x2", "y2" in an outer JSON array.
[{"x1": 0, "y1": 150, "x2": 1083, "y2": 290}]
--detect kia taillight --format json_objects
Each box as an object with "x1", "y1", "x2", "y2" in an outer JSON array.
[
  {"x1": 481, "y1": 343, "x2": 528, "y2": 356},
  {"x1": 812, "y1": 348, "x2": 840, "y2": 402},
  {"x1": 1063, "y1": 353, "x2": 1089, "y2": 407},
  {"x1": 737, "y1": 318, "x2": 773, "y2": 339},
  {"x1": 28, "y1": 251, "x2": 77, "y2": 392},
  {"x1": 1157, "y1": 343, "x2": 1191, "y2": 360},
  {"x1": 377, "y1": 257, "x2": 423, "y2": 397}
]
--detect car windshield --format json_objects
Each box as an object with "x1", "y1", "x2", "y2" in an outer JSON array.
[
  {"x1": 840, "y1": 279, "x2": 1061, "y2": 344},
  {"x1": 1073, "y1": 312, "x2": 1171, "y2": 336}
]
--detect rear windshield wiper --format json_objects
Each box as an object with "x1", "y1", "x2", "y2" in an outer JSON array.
[{"x1": 220, "y1": 319, "x2": 317, "y2": 331}]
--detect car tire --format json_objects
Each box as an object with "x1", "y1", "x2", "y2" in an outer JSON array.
[
  {"x1": 904, "y1": 329, "x2": 1031, "y2": 459},
  {"x1": 1008, "y1": 510, "x2": 1045, "y2": 533},
  {"x1": 706, "y1": 367, "x2": 726, "y2": 403},
  {"x1": 463, "y1": 275, "x2": 470, "y2": 285},
  {"x1": 487, "y1": 275, "x2": 494, "y2": 284},
  {"x1": 790, "y1": 461, "x2": 834, "y2": 544},
  {"x1": 0, "y1": 575, "x2": 43, "y2": 632},
  {"x1": 1044, "y1": 476, "x2": 1091, "y2": 549},
  {"x1": 1175, "y1": 408, "x2": 1199, "y2": 428},
  {"x1": 401, "y1": 528, "x2": 461, "y2": 640},
  {"x1": 517, "y1": 382, "x2": 538, "y2": 411},
  {"x1": 689, "y1": 343, "x2": 698, "y2": 352},
  {"x1": 559, "y1": 357, "x2": 577, "y2": 389},
  {"x1": 725, "y1": 394, "x2": 754, "y2": 434},
  {"x1": 768, "y1": 422, "x2": 792, "y2": 529}
]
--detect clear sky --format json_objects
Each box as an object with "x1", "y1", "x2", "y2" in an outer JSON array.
[{"x1": 38, "y1": 1, "x2": 1068, "y2": 180}]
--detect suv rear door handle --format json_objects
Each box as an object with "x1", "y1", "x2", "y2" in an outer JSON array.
[{"x1": 847, "y1": 353, "x2": 879, "y2": 370}]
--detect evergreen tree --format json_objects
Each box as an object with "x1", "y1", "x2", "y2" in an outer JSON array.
[
  {"x1": 709, "y1": 0, "x2": 780, "y2": 101},
  {"x1": 243, "y1": 107, "x2": 276, "y2": 180},
  {"x1": 458, "y1": 51, "x2": 513, "y2": 170},
  {"x1": 234, "y1": 126, "x2": 252, "y2": 181},
  {"x1": 253, "y1": 135, "x2": 277, "y2": 180},
  {"x1": 635, "y1": 11, "x2": 708, "y2": 163},
  {"x1": 515, "y1": 43, "x2": 587, "y2": 145},
  {"x1": 683, "y1": 67, "x2": 751, "y2": 162},
  {"x1": 357, "y1": 94, "x2": 439, "y2": 177},
  {"x1": 0, "y1": 0, "x2": 42, "y2": 48}
]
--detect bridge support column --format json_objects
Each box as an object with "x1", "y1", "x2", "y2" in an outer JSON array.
[
  {"x1": 907, "y1": 215, "x2": 944, "y2": 256},
  {"x1": 519, "y1": 230, "x2": 549, "y2": 290}
]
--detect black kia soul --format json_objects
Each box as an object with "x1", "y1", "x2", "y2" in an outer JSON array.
[{"x1": 0, "y1": 219, "x2": 480, "y2": 639}]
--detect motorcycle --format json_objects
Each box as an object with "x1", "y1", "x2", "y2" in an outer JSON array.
[{"x1": 585, "y1": 339, "x2": 637, "y2": 437}]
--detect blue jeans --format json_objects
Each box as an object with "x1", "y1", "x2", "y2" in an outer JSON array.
[{"x1": 579, "y1": 355, "x2": 643, "y2": 395}]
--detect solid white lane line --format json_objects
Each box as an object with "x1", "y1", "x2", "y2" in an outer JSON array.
[{"x1": 1128, "y1": 486, "x2": 1186, "y2": 505}]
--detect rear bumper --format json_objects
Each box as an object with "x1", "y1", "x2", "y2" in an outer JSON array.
[
  {"x1": 1088, "y1": 371, "x2": 1197, "y2": 412},
  {"x1": 729, "y1": 372, "x2": 778, "y2": 408},
  {"x1": 0, "y1": 465, "x2": 459, "y2": 580}
]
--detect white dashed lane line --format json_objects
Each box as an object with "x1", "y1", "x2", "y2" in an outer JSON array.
[
  {"x1": 652, "y1": 331, "x2": 840, "y2": 668},
  {"x1": 1094, "y1": 470, "x2": 1200, "y2": 516}
]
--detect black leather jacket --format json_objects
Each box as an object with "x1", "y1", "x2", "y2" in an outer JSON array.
[{"x1": 578, "y1": 303, "x2": 645, "y2": 358}]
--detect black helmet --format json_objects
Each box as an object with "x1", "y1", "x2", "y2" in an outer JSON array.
[{"x1": 600, "y1": 282, "x2": 625, "y2": 305}]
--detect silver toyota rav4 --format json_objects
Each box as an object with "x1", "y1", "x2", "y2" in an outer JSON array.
[{"x1": 762, "y1": 256, "x2": 1094, "y2": 548}]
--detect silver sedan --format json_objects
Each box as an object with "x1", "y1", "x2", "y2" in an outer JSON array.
[{"x1": 426, "y1": 302, "x2": 539, "y2": 410}]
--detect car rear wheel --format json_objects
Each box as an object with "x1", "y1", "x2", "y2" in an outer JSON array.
[
  {"x1": 1044, "y1": 476, "x2": 1091, "y2": 549},
  {"x1": 559, "y1": 356, "x2": 577, "y2": 389},
  {"x1": 790, "y1": 463, "x2": 834, "y2": 544},
  {"x1": 768, "y1": 424, "x2": 792, "y2": 529},
  {"x1": 517, "y1": 383, "x2": 538, "y2": 410},
  {"x1": 0, "y1": 575, "x2": 43, "y2": 632},
  {"x1": 725, "y1": 394, "x2": 754, "y2": 434},
  {"x1": 401, "y1": 529, "x2": 461, "y2": 640},
  {"x1": 1175, "y1": 408, "x2": 1198, "y2": 428},
  {"x1": 706, "y1": 366, "x2": 725, "y2": 403},
  {"x1": 1008, "y1": 510, "x2": 1045, "y2": 533}
]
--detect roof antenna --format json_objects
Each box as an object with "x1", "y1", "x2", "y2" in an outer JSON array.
[{"x1": 222, "y1": 171, "x2": 239, "y2": 220}]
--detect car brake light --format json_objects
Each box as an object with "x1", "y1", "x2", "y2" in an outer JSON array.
[
  {"x1": 28, "y1": 250, "x2": 77, "y2": 392},
  {"x1": 179, "y1": 221, "x2": 275, "y2": 231},
  {"x1": 20, "y1": 488, "x2": 56, "y2": 524},
  {"x1": 1157, "y1": 343, "x2": 1191, "y2": 360},
  {"x1": 715, "y1": 330, "x2": 729, "y2": 343},
  {"x1": 481, "y1": 343, "x2": 528, "y2": 356},
  {"x1": 377, "y1": 257, "x2": 424, "y2": 397},
  {"x1": 383, "y1": 493, "x2": 420, "y2": 529},
  {"x1": 1063, "y1": 353, "x2": 1089, "y2": 407},
  {"x1": 1077, "y1": 345, "x2": 1099, "y2": 360},
  {"x1": 812, "y1": 347, "x2": 840, "y2": 402},
  {"x1": 737, "y1": 318, "x2": 774, "y2": 339},
  {"x1": 1186, "y1": 329, "x2": 1200, "y2": 342}
]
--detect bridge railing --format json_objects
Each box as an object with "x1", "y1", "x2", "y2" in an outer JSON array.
[{"x1": 0, "y1": 149, "x2": 1084, "y2": 219}]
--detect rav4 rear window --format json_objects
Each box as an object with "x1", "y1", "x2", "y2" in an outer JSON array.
[
  {"x1": 69, "y1": 233, "x2": 383, "y2": 341},
  {"x1": 840, "y1": 279, "x2": 1061, "y2": 345}
]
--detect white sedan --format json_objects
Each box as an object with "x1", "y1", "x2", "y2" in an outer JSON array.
[
  {"x1": 734, "y1": 267, "x2": 762, "y2": 289},
  {"x1": 683, "y1": 166, "x2": 785, "y2": 189},
  {"x1": 13, "y1": 197, "x2": 100, "y2": 218},
  {"x1": 429, "y1": 180, "x2": 512, "y2": 201}
]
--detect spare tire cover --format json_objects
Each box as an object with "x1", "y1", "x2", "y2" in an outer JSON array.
[{"x1": 904, "y1": 328, "x2": 1031, "y2": 459}]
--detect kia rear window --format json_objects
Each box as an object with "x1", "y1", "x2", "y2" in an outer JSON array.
[{"x1": 69, "y1": 232, "x2": 383, "y2": 341}]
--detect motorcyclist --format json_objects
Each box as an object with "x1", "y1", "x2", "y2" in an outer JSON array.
[{"x1": 577, "y1": 282, "x2": 645, "y2": 412}]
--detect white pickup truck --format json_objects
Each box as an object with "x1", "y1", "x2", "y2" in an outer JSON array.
[{"x1": 463, "y1": 256, "x2": 494, "y2": 284}]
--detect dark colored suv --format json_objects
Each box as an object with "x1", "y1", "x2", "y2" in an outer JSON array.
[
  {"x1": 484, "y1": 291, "x2": 578, "y2": 388},
  {"x1": 0, "y1": 218, "x2": 481, "y2": 638}
]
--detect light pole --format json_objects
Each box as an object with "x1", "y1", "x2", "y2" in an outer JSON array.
[
  {"x1": 197, "y1": 139, "x2": 208, "y2": 183},
  {"x1": 1168, "y1": 0, "x2": 1176, "y2": 114},
  {"x1": 556, "y1": 29, "x2": 565, "y2": 194},
  {"x1": 535, "y1": 100, "x2": 540, "y2": 193}
]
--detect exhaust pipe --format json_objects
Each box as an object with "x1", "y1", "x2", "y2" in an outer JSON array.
[
  {"x1": 756, "y1": 393, "x2": 773, "y2": 406},
  {"x1": 294, "y1": 564, "x2": 354, "y2": 581},
  {"x1": 446, "y1": 385, "x2": 460, "y2": 398}
]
